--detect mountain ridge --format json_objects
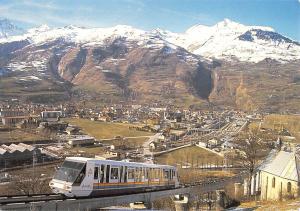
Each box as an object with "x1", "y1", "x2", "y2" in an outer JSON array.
[{"x1": 0, "y1": 18, "x2": 299, "y2": 63}]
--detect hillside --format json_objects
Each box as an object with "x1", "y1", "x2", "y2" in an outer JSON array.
[{"x1": 0, "y1": 19, "x2": 299, "y2": 111}]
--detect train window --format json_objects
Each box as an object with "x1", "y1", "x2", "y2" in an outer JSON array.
[
  {"x1": 111, "y1": 167, "x2": 119, "y2": 180},
  {"x1": 135, "y1": 167, "x2": 139, "y2": 182},
  {"x1": 156, "y1": 169, "x2": 159, "y2": 179},
  {"x1": 140, "y1": 167, "x2": 143, "y2": 182},
  {"x1": 164, "y1": 169, "x2": 169, "y2": 179},
  {"x1": 128, "y1": 168, "x2": 134, "y2": 179},
  {"x1": 100, "y1": 165, "x2": 105, "y2": 183},
  {"x1": 136, "y1": 168, "x2": 140, "y2": 182},
  {"x1": 54, "y1": 161, "x2": 86, "y2": 184},
  {"x1": 135, "y1": 167, "x2": 138, "y2": 182},
  {"x1": 142, "y1": 168, "x2": 145, "y2": 180},
  {"x1": 73, "y1": 164, "x2": 86, "y2": 185},
  {"x1": 94, "y1": 167, "x2": 99, "y2": 179},
  {"x1": 106, "y1": 165, "x2": 110, "y2": 183},
  {"x1": 151, "y1": 168, "x2": 154, "y2": 179}
]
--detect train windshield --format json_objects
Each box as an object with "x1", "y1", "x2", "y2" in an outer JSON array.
[{"x1": 54, "y1": 160, "x2": 86, "y2": 184}]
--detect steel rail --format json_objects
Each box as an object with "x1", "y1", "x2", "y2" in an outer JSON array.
[{"x1": 0, "y1": 175, "x2": 243, "y2": 205}]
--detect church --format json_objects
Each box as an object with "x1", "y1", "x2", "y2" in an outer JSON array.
[{"x1": 251, "y1": 150, "x2": 300, "y2": 200}]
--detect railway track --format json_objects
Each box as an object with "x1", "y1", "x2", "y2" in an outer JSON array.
[
  {"x1": 0, "y1": 175, "x2": 243, "y2": 206},
  {"x1": 0, "y1": 194, "x2": 67, "y2": 205}
]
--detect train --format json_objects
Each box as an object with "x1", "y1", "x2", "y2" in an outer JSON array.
[{"x1": 49, "y1": 157, "x2": 179, "y2": 197}]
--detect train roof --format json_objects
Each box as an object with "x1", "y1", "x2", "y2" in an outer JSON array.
[{"x1": 65, "y1": 157, "x2": 176, "y2": 169}]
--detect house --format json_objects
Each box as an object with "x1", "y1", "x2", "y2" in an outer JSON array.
[
  {"x1": 149, "y1": 142, "x2": 157, "y2": 151},
  {"x1": 65, "y1": 125, "x2": 81, "y2": 135},
  {"x1": 207, "y1": 138, "x2": 220, "y2": 148},
  {"x1": 252, "y1": 150, "x2": 300, "y2": 200}
]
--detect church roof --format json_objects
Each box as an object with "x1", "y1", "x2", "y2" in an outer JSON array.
[{"x1": 258, "y1": 150, "x2": 300, "y2": 182}]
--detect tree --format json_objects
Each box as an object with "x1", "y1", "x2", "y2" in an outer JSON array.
[
  {"x1": 9, "y1": 170, "x2": 50, "y2": 195},
  {"x1": 234, "y1": 128, "x2": 271, "y2": 196}
]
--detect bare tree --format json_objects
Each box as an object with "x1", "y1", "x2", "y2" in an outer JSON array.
[
  {"x1": 9, "y1": 170, "x2": 50, "y2": 195},
  {"x1": 234, "y1": 128, "x2": 271, "y2": 196}
]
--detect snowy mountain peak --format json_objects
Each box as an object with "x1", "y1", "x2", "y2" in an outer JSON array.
[
  {"x1": 27, "y1": 24, "x2": 50, "y2": 34},
  {"x1": 215, "y1": 18, "x2": 244, "y2": 28},
  {"x1": 185, "y1": 24, "x2": 210, "y2": 34},
  {"x1": 186, "y1": 19, "x2": 274, "y2": 35}
]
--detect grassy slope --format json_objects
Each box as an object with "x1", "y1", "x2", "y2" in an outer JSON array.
[
  {"x1": 249, "y1": 114, "x2": 300, "y2": 141},
  {"x1": 155, "y1": 146, "x2": 223, "y2": 166},
  {"x1": 240, "y1": 200, "x2": 300, "y2": 211},
  {"x1": 263, "y1": 114, "x2": 300, "y2": 138},
  {"x1": 155, "y1": 146, "x2": 232, "y2": 183}
]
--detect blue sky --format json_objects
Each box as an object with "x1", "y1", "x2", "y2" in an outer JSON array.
[{"x1": 0, "y1": 0, "x2": 299, "y2": 41}]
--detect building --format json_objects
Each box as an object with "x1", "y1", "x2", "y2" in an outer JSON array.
[
  {"x1": 41, "y1": 111, "x2": 62, "y2": 122},
  {"x1": 2, "y1": 116, "x2": 30, "y2": 126},
  {"x1": 0, "y1": 110, "x2": 25, "y2": 117},
  {"x1": 0, "y1": 109, "x2": 33, "y2": 126},
  {"x1": 68, "y1": 135, "x2": 95, "y2": 147},
  {"x1": 252, "y1": 150, "x2": 300, "y2": 200},
  {"x1": 0, "y1": 143, "x2": 42, "y2": 168},
  {"x1": 65, "y1": 125, "x2": 81, "y2": 135}
]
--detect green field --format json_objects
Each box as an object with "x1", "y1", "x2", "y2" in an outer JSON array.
[{"x1": 63, "y1": 118, "x2": 154, "y2": 145}]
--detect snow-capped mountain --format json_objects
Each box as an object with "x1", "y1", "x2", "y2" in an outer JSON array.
[
  {"x1": 0, "y1": 18, "x2": 25, "y2": 38},
  {"x1": 0, "y1": 18, "x2": 299, "y2": 111},
  {"x1": 0, "y1": 18, "x2": 299, "y2": 63},
  {"x1": 158, "y1": 19, "x2": 300, "y2": 63}
]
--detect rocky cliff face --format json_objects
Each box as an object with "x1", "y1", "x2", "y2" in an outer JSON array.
[{"x1": 209, "y1": 60, "x2": 300, "y2": 112}]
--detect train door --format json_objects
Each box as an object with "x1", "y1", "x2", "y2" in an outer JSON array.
[
  {"x1": 94, "y1": 166, "x2": 99, "y2": 189},
  {"x1": 146, "y1": 168, "x2": 150, "y2": 186},
  {"x1": 163, "y1": 169, "x2": 169, "y2": 185},
  {"x1": 127, "y1": 167, "x2": 134, "y2": 183},
  {"x1": 169, "y1": 169, "x2": 172, "y2": 186},
  {"x1": 120, "y1": 166, "x2": 124, "y2": 183},
  {"x1": 159, "y1": 168, "x2": 162, "y2": 185},
  {"x1": 106, "y1": 165, "x2": 110, "y2": 183},
  {"x1": 100, "y1": 164, "x2": 105, "y2": 183}
]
